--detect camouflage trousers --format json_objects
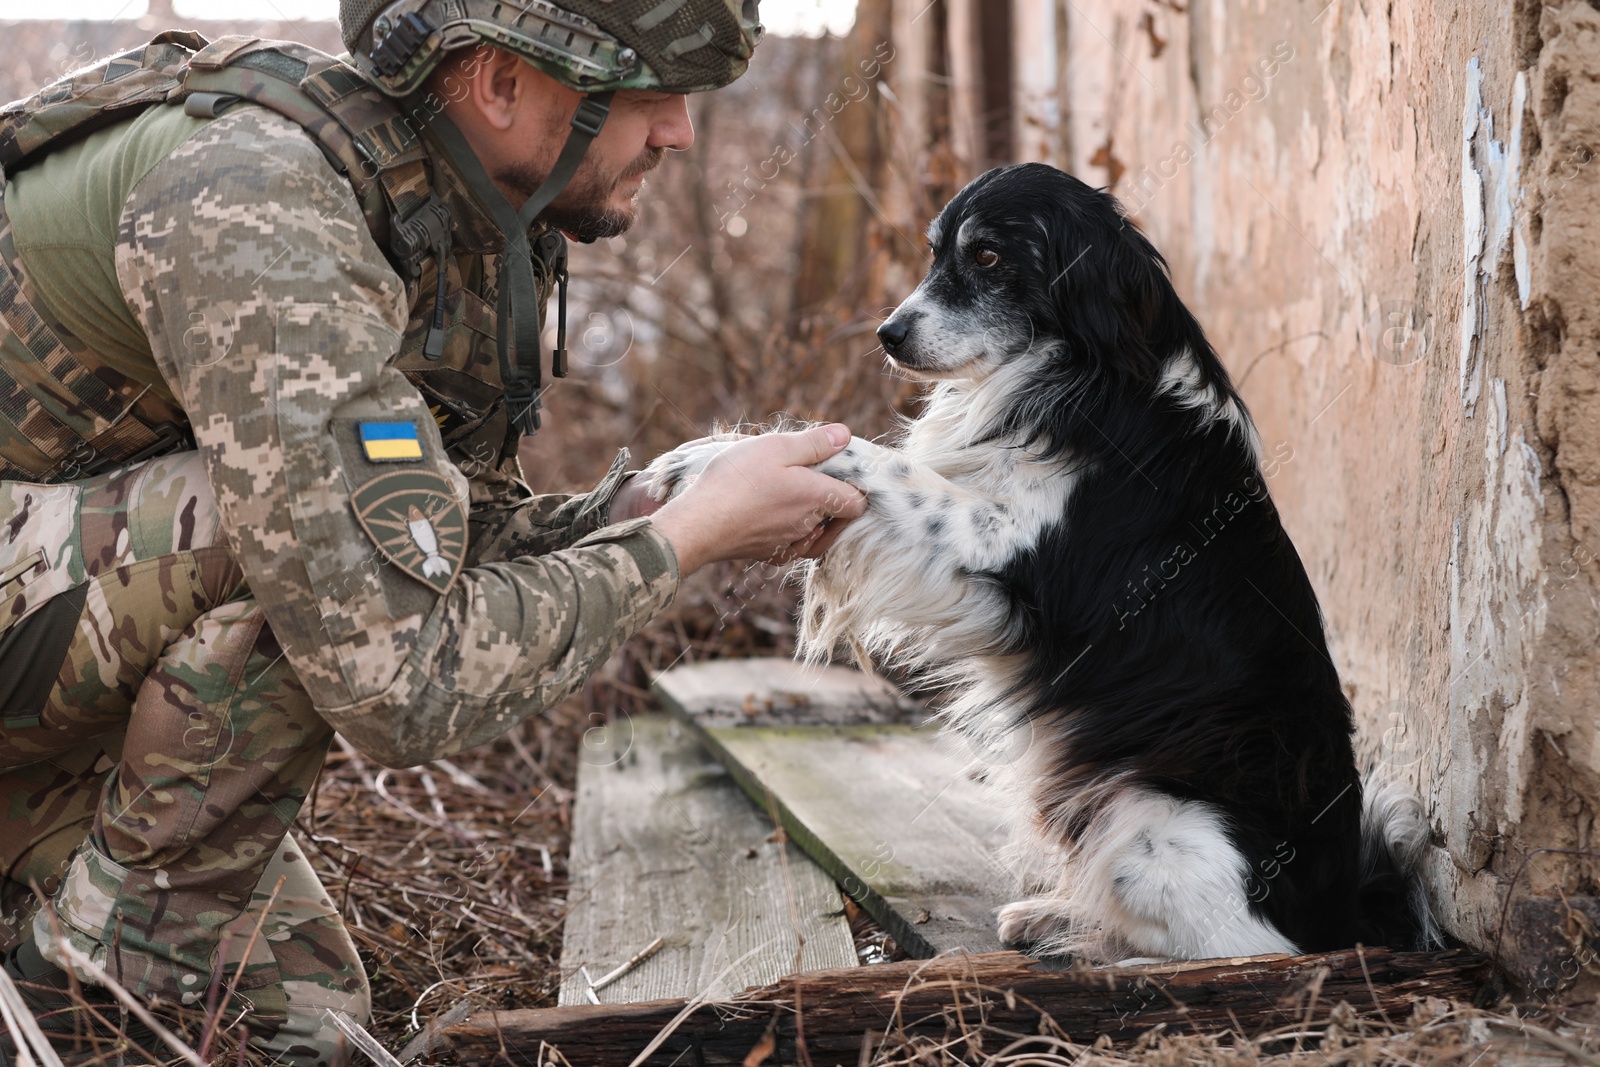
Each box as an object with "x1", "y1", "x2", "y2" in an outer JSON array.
[{"x1": 0, "y1": 451, "x2": 368, "y2": 1065}]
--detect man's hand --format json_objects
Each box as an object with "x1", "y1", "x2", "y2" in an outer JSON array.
[{"x1": 647, "y1": 424, "x2": 867, "y2": 574}]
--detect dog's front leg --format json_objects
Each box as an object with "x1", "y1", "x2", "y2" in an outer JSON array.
[
  {"x1": 814, "y1": 437, "x2": 1018, "y2": 569},
  {"x1": 801, "y1": 437, "x2": 1021, "y2": 662}
]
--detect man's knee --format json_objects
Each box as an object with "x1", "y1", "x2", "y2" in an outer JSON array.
[{"x1": 2, "y1": 449, "x2": 247, "y2": 762}]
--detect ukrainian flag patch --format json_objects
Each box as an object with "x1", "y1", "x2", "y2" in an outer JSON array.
[{"x1": 360, "y1": 421, "x2": 424, "y2": 462}]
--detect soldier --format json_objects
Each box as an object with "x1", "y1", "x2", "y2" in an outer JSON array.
[{"x1": 0, "y1": 1, "x2": 865, "y2": 1062}]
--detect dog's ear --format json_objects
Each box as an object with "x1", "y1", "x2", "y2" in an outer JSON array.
[
  {"x1": 1114, "y1": 233, "x2": 1174, "y2": 383},
  {"x1": 1118, "y1": 222, "x2": 1227, "y2": 381},
  {"x1": 1046, "y1": 218, "x2": 1171, "y2": 385}
]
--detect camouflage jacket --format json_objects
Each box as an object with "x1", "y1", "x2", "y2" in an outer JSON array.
[{"x1": 4, "y1": 98, "x2": 679, "y2": 766}]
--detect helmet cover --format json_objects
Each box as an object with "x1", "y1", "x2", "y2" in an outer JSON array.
[{"x1": 343, "y1": 0, "x2": 763, "y2": 96}]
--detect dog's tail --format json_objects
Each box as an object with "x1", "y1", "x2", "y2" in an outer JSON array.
[{"x1": 1354, "y1": 772, "x2": 1443, "y2": 949}]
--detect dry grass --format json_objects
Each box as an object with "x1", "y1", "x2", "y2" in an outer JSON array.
[{"x1": 854, "y1": 997, "x2": 1600, "y2": 1067}]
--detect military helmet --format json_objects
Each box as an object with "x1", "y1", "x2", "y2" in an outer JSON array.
[{"x1": 343, "y1": 0, "x2": 763, "y2": 97}]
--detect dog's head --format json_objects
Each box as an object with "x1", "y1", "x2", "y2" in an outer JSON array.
[{"x1": 878, "y1": 163, "x2": 1192, "y2": 385}]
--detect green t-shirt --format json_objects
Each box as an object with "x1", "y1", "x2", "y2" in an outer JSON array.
[{"x1": 6, "y1": 102, "x2": 214, "y2": 398}]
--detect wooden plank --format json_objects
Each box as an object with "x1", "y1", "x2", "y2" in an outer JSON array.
[
  {"x1": 557, "y1": 715, "x2": 857, "y2": 1006},
  {"x1": 445, "y1": 947, "x2": 1492, "y2": 1065},
  {"x1": 653, "y1": 659, "x2": 1018, "y2": 959},
  {"x1": 649, "y1": 656, "x2": 922, "y2": 728},
  {"x1": 690, "y1": 725, "x2": 1015, "y2": 958}
]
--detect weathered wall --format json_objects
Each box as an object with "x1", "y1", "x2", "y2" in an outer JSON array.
[{"x1": 873, "y1": 0, "x2": 1600, "y2": 993}]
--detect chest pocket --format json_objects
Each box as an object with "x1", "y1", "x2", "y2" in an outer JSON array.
[
  {"x1": 395, "y1": 279, "x2": 504, "y2": 439},
  {"x1": 396, "y1": 280, "x2": 500, "y2": 377}
]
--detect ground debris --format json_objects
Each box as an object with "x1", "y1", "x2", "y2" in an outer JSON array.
[{"x1": 433, "y1": 946, "x2": 1558, "y2": 1065}]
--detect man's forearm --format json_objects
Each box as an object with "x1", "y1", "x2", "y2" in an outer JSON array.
[{"x1": 315, "y1": 518, "x2": 680, "y2": 766}]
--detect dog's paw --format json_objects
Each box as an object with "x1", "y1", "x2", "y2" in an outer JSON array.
[
  {"x1": 638, "y1": 451, "x2": 694, "y2": 502},
  {"x1": 639, "y1": 437, "x2": 740, "y2": 501},
  {"x1": 996, "y1": 897, "x2": 1076, "y2": 954},
  {"x1": 810, "y1": 436, "x2": 885, "y2": 487}
]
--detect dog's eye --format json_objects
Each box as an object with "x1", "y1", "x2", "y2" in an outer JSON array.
[{"x1": 974, "y1": 248, "x2": 1000, "y2": 267}]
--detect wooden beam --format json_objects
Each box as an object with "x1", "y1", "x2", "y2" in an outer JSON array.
[{"x1": 445, "y1": 946, "x2": 1491, "y2": 1065}]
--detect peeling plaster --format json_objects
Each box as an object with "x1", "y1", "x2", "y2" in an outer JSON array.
[
  {"x1": 1483, "y1": 125, "x2": 1513, "y2": 278},
  {"x1": 1445, "y1": 366, "x2": 1550, "y2": 859},
  {"x1": 1460, "y1": 57, "x2": 1522, "y2": 415},
  {"x1": 1510, "y1": 70, "x2": 1532, "y2": 310},
  {"x1": 1494, "y1": 379, "x2": 1508, "y2": 456},
  {"x1": 1460, "y1": 58, "x2": 1485, "y2": 414},
  {"x1": 1496, "y1": 433, "x2": 1547, "y2": 827}
]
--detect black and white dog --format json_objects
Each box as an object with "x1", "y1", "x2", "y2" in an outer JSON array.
[{"x1": 645, "y1": 163, "x2": 1436, "y2": 961}]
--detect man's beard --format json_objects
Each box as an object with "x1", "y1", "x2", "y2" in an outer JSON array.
[{"x1": 497, "y1": 147, "x2": 664, "y2": 243}]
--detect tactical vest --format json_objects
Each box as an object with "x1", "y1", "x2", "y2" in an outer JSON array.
[{"x1": 0, "y1": 31, "x2": 540, "y2": 484}]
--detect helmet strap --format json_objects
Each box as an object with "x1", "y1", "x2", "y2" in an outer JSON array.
[{"x1": 426, "y1": 91, "x2": 614, "y2": 436}]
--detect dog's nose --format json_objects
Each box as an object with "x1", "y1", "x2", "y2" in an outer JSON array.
[{"x1": 878, "y1": 318, "x2": 910, "y2": 351}]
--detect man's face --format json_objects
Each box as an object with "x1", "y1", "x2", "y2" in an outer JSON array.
[{"x1": 495, "y1": 86, "x2": 695, "y2": 242}]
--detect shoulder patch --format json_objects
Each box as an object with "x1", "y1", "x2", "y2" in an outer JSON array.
[
  {"x1": 351, "y1": 470, "x2": 467, "y2": 595},
  {"x1": 359, "y1": 420, "x2": 424, "y2": 462}
]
